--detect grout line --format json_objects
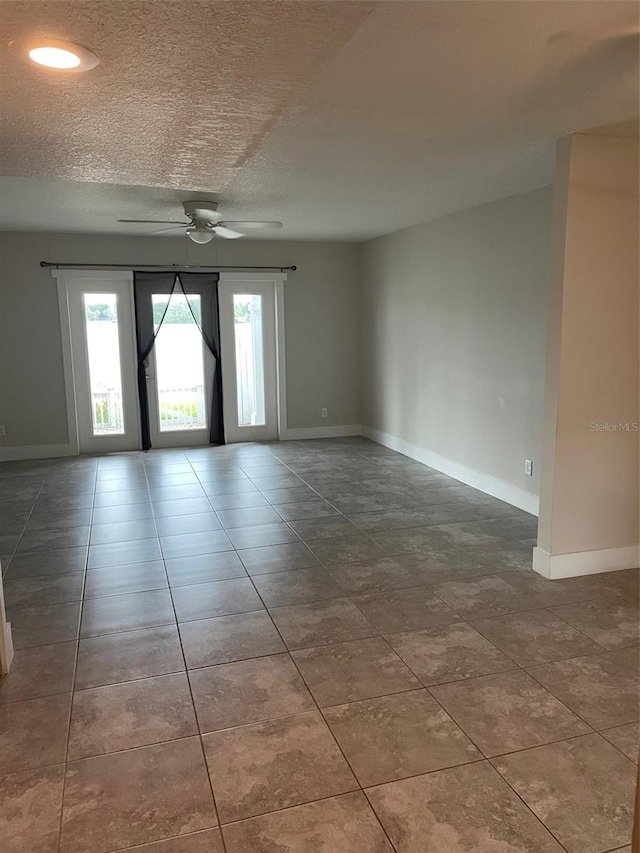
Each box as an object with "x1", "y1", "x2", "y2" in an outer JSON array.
[{"x1": 160, "y1": 459, "x2": 230, "y2": 853}]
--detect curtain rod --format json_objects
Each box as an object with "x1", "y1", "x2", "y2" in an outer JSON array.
[{"x1": 40, "y1": 261, "x2": 297, "y2": 272}]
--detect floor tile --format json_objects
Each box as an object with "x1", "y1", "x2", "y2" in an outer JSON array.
[
  {"x1": 155, "y1": 512, "x2": 222, "y2": 538},
  {"x1": 190, "y1": 653, "x2": 314, "y2": 732},
  {"x1": 165, "y1": 551, "x2": 246, "y2": 586},
  {"x1": 208, "y1": 491, "x2": 269, "y2": 510},
  {"x1": 289, "y1": 516, "x2": 360, "y2": 541},
  {"x1": 471, "y1": 608, "x2": 603, "y2": 665},
  {"x1": 88, "y1": 539, "x2": 161, "y2": 569},
  {"x1": 494, "y1": 733, "x2": 636, "y2": 853},
  {"x1": 351, "y1": 586, "x2": 458, "y2": 633},
  {"x1": 152, "y1": 498, "x2": 213, "y2": 517},
  {"x1": 91, "y1": 503, "x2": 154, "y2": 525},
  {"x1": 238, "y1": 542, "x2": 319, "y2": 575},
  {"x1": 527, "y1": 648, "x2": 640, "y2": 729},
  {"x1": 69, "y1": 673, "x2": 197, "y2": 759},
  {"x1": 495, "y1": 569, "x2": 611, "y2": 607},
  {"x1": 292, "y1": 637, "x2": 420, "y2": 707},
  {"x1": 222, "y1": 791, "x2": 393, "y2": 853},
  {"x1": 548, "y1": 598, "x2": 639, "y2": 650},
  {"x1": 227, "y1": 523, "x2": 299, "y2": 550},
  {"x1": 349, "y1": 503, "x2": 486, "y2": 532},
  {"x1": 432, "y1": 575, "x2": 535, "y2": 618},
  {"x1": 217, "y1": 505, "x2": 283, "y2": 529},
  {"x1": 84, "y1": 561, "x2": 168, "y2": 599},
  {"x1": 7, "y1": 546, "x2": 87, "y2": 578},
  {"x1": 34, "y1": 494, "x2": 93, "y2": 513},
  {"x1": 274, "y1": 499, "x2": 340, "y2": 522},
  {"x1": 171, "y1": 578, "x2": 263, "y2": 622},
  {"x1": 262, "y1": 485, "x2": 322, "y2": 505},
  {"x1": 327, "y1": 556, "x2": 433, "y2": 595},
  {"x1": 149, "y1": 485, "x2": 205, "y2": 503},
  {"x1": 388, "y1": 621, "x2": 514, "y2": 685},
  {"x1": 324, "y1": 689, "x2": 480, "y2": 786},
  {"x1": 602, "y1": 568, "x2": 639, "y2": 603},
  {"x1": 252, "y1": 566, "x2": 344, "y2": 607},
  {"x1": 93, "y1": 488, "x2": 151, "y2": 508},
  {"x1": 0, "y1": 642, "x2": 76, "y2": 704},
  {"x1": 270, "y1": 597, "x2": 377, "y2": 649},
  {"x1": 160, "y1": 529, "x2": 232, "y2": 559},
  {"x1": 10, "y1": 601, "x2": 81, "y2": 649},
  {"x1": 17, "y1": 526, "x2": 90, "y2": 553},
  {"x1": 203, "y1": 710, "x2": 357, "y2": 823},
  {"x1": 81, "y1": 588, "x2": 175, "y2": 637},
  {"x1": 146, "y1": 472, "x2": 200, "y2": 488},
  {"x1": 180, "y1": 611, "x2": 285, "y2": 669},
  {"x1": 0, "y1": 764, "x2": 65, "y2": 853},
  {"x1": 75, "y1": 625, "x2": 185, "y2": 690},
  {"x1": 4, "y1": 572, "x2": 84, "y2": 608},
  {"x1": 89, "y1": 519, "x2": 157, "y2": 545},
  {"x1": 367, "y1": 760, "x2": 564, "y2": 852},
  {"x1": 306, "y1": 534, "x2": 385, "y2": 565},
  {"x1": 250, "y1": 475, "x2": 303, "y2": 492},
  {"x1": 431, "y1": 669, "x2": 590, "y2": 756},
  {"x1": 601, "y1": 721, "x2": 639, "y2": 762},
  {"x1": 202, "y1": 479, "x2": 259, "y2": 497},
  {"x1": 116, "y1": 830, "x2": 224, "y2": 852},
  {"x1": 0, "y1": 693, "x2": 71, "y2": 773},
  {"x1": 59, "y1": 738, "x2": 217, "y2": 853}
]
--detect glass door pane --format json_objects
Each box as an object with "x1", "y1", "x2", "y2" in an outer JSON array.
[
  {"x1": 233, "y1": 294, "x2": 266, "y2": 427},
  {"x1": 152, "y1": 292, "x2": 208, "y2": 433},
  {"x1": 83, "y1": 293, "x2": 125, "y2": 435}
]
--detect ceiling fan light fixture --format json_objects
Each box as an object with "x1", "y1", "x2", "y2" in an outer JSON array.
[
  {"x1": 25, "y1": 39, "x2": 99, "y2": 71},
  {"x1": 186, "y1": 225, "x2": 214, "y2": 244}
]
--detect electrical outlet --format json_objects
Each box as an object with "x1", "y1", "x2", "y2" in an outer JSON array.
[
  {"x1": 0, "y1": 425, "x2": 6, "y2": 437},
  {"x1": 524, "y1": 459, "x2": 533, "y2": 477},
  {"x1": 321, "y1": 408, "x2": 328, "y2": 418}
]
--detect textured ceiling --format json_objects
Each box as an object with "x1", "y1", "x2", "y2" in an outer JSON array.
[
  {"x1": 0, "y1": 0, "x2": 375, "y2": 188},
  {"x1": 0, "y1": 0, "x2": 638, "y2": 240}
]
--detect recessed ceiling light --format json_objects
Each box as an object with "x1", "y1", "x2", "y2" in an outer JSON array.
[{"x1": 25, "y1": 39, "x2": 99, "y2": 72}]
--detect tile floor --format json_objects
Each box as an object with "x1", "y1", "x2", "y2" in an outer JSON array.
[{"x1": 0, "y1": 437, "x2": 638, "y2": 853}]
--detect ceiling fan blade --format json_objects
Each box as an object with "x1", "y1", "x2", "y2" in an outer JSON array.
[
  {"x1": 212, "y1": 225, "x2": 243, "y2": 239},
  {"x1": 218, "y1": 221, "x2": 283, "y2": 230},
  {"x1": 152, "y1": 225, "x2": 188, "y2": 235},
  {"x1": 117, "y1": 219, "x2": 189, "y2": 225}
]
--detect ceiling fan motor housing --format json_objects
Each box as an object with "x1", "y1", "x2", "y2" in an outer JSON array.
[{"x1": 183, "y1": 200, "x2": 222, "y2": 224}]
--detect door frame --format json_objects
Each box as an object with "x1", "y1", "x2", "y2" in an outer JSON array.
[
  {"x1": 54, "y1": 269, "x2": 141, "y2": 454},
  {"x1": 218, "y1": 272, "x2": 287, "y2": 442}
]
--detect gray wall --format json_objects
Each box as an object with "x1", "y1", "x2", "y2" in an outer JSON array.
[
  {"x1": 360, "y1": 187, "x2": 553, "y2": 497},
  {"x1": 0, "y1": 233, "x2": 360, "y2": 448}
]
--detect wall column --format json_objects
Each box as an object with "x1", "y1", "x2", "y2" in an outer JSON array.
[{"x1": 535, "y1": 132, "x2": 639, "y2": 579}]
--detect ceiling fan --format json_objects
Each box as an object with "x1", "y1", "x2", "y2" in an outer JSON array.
[{"x1": 118, "y1": 201, "x2": 283, "y2": 244}]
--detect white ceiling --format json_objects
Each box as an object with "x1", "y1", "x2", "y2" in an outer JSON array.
[{"x1": 0, "y1": 1, "x2": 637, "y2": 241}]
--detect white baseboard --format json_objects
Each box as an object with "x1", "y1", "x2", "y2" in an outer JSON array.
[
  {"x1": 0, "y1": 443, "x2": 78, "y2": 463},
  {"x1": 362, "y1": 425, "x2": 539, "y2": 516},
  {"x1": 280, "y1": 424, "x2": 362, "y2": 441},
  {"x1": 533, "y1": 544, "x2": 640, "y2": 579}
]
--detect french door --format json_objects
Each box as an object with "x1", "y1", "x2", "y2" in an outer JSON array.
[
  {"x1": 57, "y1": 270, "x2": 284, "y2": 452},
  {"x1": 60, "y1": 271, "x2": 140, "y2": 453},
  {"x1": 218, "y1": 277, "x2": 279, "y2": 443}
]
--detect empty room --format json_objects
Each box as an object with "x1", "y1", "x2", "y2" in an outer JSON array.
[{"x1": 0, "y1": 2, "x2": 638, "y2": 852}]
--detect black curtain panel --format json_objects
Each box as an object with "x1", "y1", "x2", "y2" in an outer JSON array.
[{"x1": 133, "y1": 271, "x2": 224, "y2": 449}]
